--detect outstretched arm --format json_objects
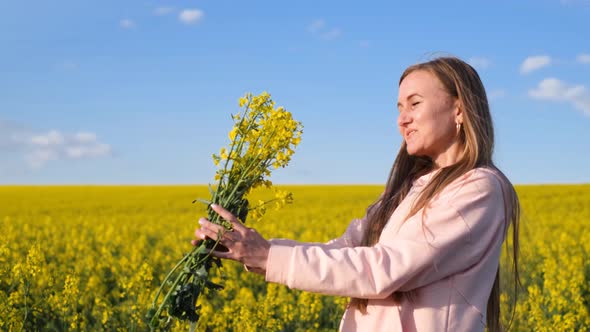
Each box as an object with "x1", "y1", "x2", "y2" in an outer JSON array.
[
  {"x1": 265, "y1": 170, "x2": 507, "y2": 298},
  {"x1": 269, "y1": 216, "x2": 366, "y2": 249},
  {"x1": 193, "y1": 204, "x2": 367, "y2": 275}
]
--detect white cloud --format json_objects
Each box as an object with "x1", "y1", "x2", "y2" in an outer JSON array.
[
  {"x1": 520, "y1": 55, "x2": 551, "y2": 74},
  {"x1": 120, "y1": 19, "x2": 136, "y2": 29},
  {"x1": 576, "y1": 53, "x2": 590, "y2": 64},
  {"x1": 30, "y1": 130, "x2": 64, "y2": 147},
  {"x1": 154, "y1": 7, "x2": 175, "y2": 16},
  {"x1": 307, "y1": 19, "x2": 341, "y2": 40},
  {"x1": 468, "y1": 57, "x2": 491, "y2": 70},
  {"x1": 179, "y1": 9, "x2": 204, "y2": 25},
  {"x1": 529, "y1": 78, "x2": 590, "y2": 116},
  {"x1": 65, "y1": 143, "x2": 111, "y2": 159},
  {"x1": 0, "y1": 120, "x2": 112, "y2": 171}
]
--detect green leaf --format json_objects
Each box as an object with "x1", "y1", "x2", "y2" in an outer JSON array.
[
  {"x1": 195, "y1": 266, "x2": 208, "y2": 279},
  {"x1": 194, "y1": 246, "x2": 207, "y2": 255},
  {"x1": 193, "y1": 198, "x2": 211, "y2": 206}
]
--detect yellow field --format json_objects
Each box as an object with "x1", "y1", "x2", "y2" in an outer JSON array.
[{"x1": 1, "y1": 184, "x2": 589, "y2": 331}]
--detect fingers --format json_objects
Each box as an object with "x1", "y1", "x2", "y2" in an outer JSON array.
[
  {"x1": 189, "y1": 242, "x2": 235, "y2": 260},
  {"x1": 243, "y1": 264, "x2": 265, "y2": 275},
  {"x1": 197, "y1": 217, "x2": 225, "y2": 235},
  {"x1": 195, "y1": 218, "x2": 234, "y2": 246},
  {"x1": 192, "y1": 205, "x2": 267, "y2": 267},
  {"x1": 210, "y1": 204, "x2": 248, "y2": 233},
  {"x1": 209, "y1": 204, "x2": 237, "y2": 223},
  {"x1": 209, "y1": 249, "x2": 233, "y2": 260},
  {"x1": 191, "y1": 221, "x2": 270, "y2": 273}
]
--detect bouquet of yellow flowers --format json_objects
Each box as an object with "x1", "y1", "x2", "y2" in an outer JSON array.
[{"x1": 147, "y1": 92, "x2": 303, "y2": 330}]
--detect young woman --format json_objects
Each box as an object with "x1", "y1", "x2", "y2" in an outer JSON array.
[{"x1": 194, "y1": 56, "x2": 520, "y2": 332}]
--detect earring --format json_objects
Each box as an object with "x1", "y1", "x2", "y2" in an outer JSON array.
[{"x1": 456, "y1": 123, "x2": 462, "y2": 131}]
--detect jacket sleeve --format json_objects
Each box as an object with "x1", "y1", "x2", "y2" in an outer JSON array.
[
  {"x1": 269, "y1": 216, "x2": 366, "y2": 249},
  {"x1": 265, "y1": 169, "x2": 507, "y2": 299}
]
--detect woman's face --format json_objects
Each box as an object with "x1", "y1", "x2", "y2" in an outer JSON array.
[{"x1": 397, "y1": 70, "x2": 462, "y2": 167}]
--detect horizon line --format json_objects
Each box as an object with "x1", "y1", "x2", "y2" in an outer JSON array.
[{"x1": 1, "y1": 182, "x2": 589, "y2": 186}]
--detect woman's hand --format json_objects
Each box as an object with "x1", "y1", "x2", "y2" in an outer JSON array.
[{"x1": 192, "y1": 204, "x2": 270, "y2": 275}]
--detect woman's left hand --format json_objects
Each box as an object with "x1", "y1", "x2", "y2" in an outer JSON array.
[{"x1": 192, "y1": 204, "x2": 270, "y2": 275}]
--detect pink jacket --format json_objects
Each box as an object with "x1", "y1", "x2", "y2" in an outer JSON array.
[{"x1": 265, "y1": 167, "x2": 510, "y2": 331}]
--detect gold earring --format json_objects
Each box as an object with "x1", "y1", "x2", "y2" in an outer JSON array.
[{"x1": 456, "y1": 123, "x2": 462, "y2": 131}]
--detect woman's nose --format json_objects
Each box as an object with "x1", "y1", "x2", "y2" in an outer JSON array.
[{"x1": 397, "y1": 112, "x2": 411, "y2": 127}]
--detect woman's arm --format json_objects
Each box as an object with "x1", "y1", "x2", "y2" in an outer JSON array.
[
  {"x1": 265, "y1": 169, "x2": 507, "y2": 298},
  {"x1": 194, "y1": 207, "x2": 370, "y2": 275},
  {"x1": 269, "y1": 216, "x2": 366, "y2": 249}
]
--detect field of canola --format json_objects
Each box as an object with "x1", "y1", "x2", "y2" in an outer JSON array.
[{"x1": 1, "y1": 184, "x2": 589, "y2": 331}]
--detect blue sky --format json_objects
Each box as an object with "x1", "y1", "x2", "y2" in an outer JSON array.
[{"x1": 1, "y1": 0, "x2": 589, "y2": 185}]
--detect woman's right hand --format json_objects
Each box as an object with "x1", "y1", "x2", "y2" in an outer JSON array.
[{"x1": 192, "y1": 204, "x2": 270, "y2": 276}]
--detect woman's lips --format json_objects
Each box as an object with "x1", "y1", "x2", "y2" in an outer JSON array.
[{"x1": 406, "y1": 129, "x2": 417, "y2": 139}]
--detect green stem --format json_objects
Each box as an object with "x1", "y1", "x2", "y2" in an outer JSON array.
[
  {"x1": 216, "y1": 113, "x2": 244, "y2": 196},
  {"x1": 149, "y1": 95, "x2": 299, "y2": 328},
  {"x1": 149, "y1": 234, "x2": 225, "y2": 328},
  {"x1": 248, "y1": 197, "x2": 280, "y2": 211},
  {"x1": 150, "y1": 249, "x2": 192, "y2": 309},
  {"x1": 150, "y1": 265, "x2": 189, "y2": 327},
  {"x1": 213, "y1": 100, "x2": 256, "y2": 205}
]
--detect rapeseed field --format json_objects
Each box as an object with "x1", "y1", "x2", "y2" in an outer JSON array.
[{"x1": 1, "y1": 184, "x2": 589, "y2": 331}]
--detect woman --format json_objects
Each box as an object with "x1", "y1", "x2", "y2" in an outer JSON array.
[{"x1": 193, "y1": 56, "x2": 520, "y2": 332}]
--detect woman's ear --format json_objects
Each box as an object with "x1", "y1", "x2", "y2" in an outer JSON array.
[{"x1": 454, "y1": 100, "x2": 463, "y2": 124}]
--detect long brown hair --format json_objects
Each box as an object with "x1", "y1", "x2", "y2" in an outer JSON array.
[{"x1": 349, "y1": 57, "x2": 520, "y2": 332}]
